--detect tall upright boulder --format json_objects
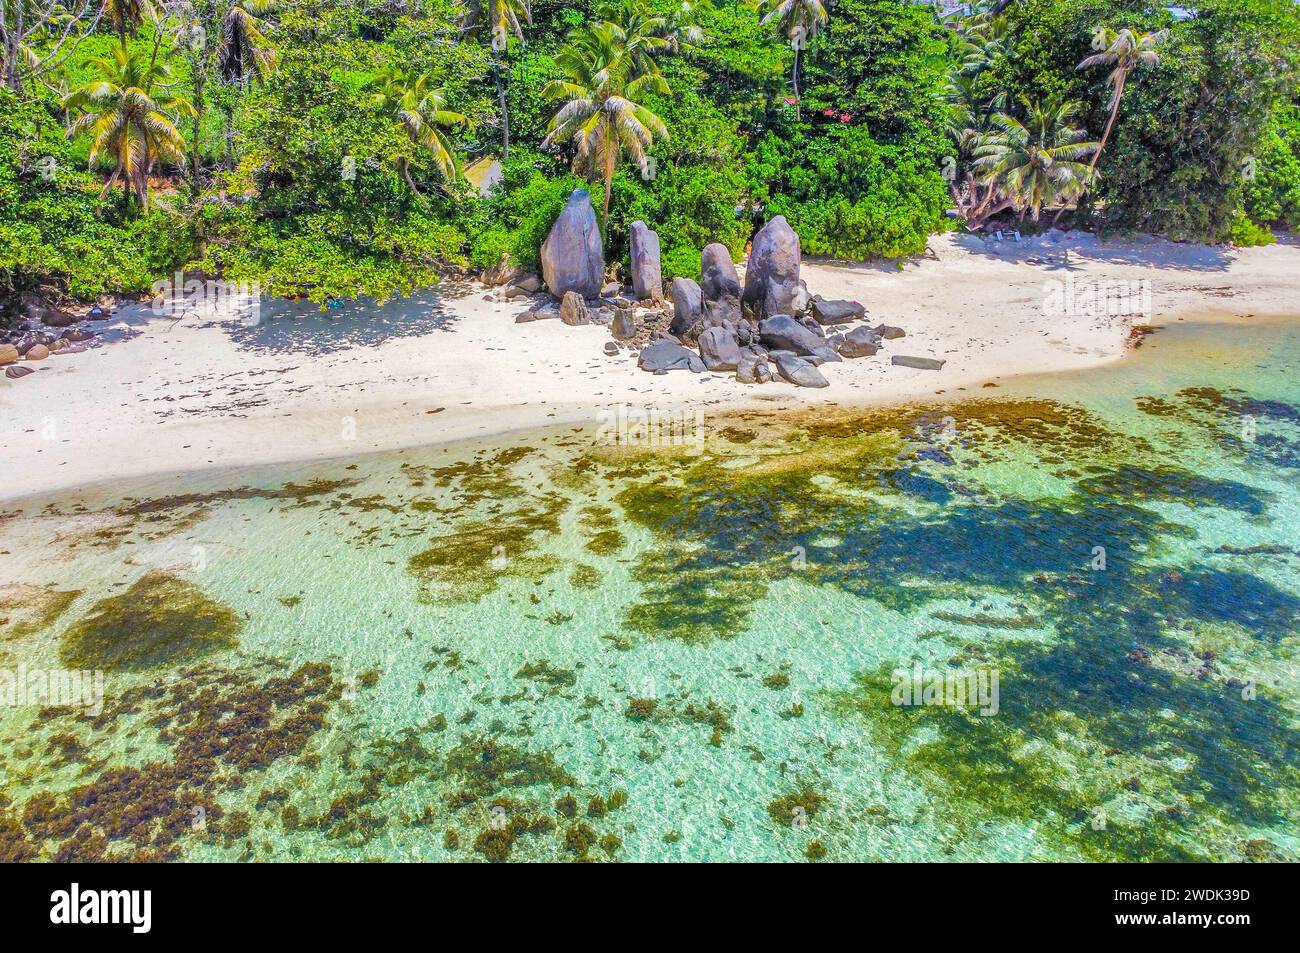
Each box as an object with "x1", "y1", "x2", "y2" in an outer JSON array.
[
  {"x1": 700, "y1": 243, "x2": 741, "y2": 303},
  {"x1": 742, "y1": 216, "x2": 801, "y2": 319},
  {"x1": 541, "y1": 189, "x2": 605, "y2": 299},
  {"x1": 669, "y1": 277, "x2": 703, "y2": 339},
  {"x1": 629, "y1": 221, "x2": 663, "y2": 301}
]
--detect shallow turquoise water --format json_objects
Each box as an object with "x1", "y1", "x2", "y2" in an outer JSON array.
[{"x1": 1, "y1": 317, "x2": 1297, "y2": 862}]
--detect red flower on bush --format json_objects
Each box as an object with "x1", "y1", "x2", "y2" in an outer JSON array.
[{"x1": 838, "y1": 113, "x2": 852, "y2": 123}]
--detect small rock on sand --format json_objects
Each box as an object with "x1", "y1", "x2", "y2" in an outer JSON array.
[{"x1": 891, "y1": 355, "x2": 945, "y2": 370}]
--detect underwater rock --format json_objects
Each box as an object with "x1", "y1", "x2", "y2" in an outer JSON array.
[{"x1": 60, "y1": 571, "x2": 242, "y2": 671}]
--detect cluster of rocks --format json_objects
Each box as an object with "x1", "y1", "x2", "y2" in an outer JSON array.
[
  {"x1": 1, "y1": 295, "x2": 104, "y2": 380},
  {"x1": 492, "y1": 189, "x2": 943, "y2": 386}
]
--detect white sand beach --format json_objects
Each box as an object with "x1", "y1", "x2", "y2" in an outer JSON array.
[{"x1": 2, "y1": 229, "x2": 1297, "y2": 502}]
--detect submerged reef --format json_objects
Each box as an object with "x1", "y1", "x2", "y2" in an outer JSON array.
[{"x1": 60, "y1": 571, "x2": 242, "y2": 671}]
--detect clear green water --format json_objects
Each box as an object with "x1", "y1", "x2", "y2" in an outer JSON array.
[{"x1": 2, "y1": 318, "x2": 1298, "y2": 862}]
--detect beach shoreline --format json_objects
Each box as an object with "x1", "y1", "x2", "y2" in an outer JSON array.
[{"x1": 3, "y1": 229, "x2": 1297, "y2": 504}]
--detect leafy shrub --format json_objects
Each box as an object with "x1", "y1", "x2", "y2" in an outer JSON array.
[{"x1": 1228, "y1": 213, "x2": 1276, "y2": 247}]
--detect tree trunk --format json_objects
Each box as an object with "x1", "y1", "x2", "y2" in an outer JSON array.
[
  {"x1": 191, "y1": 72, "x2": 205, "y2": 195},
  {"x1": 493, "y1": 53, "x2": 510, "y2": 159},
  {"x1": 1088, "y1": 73, "x2": 1126, "y2": 179},
  {"x1": 224, "y1": 104, "x2": 234, "y2": 169},
  {"x1": 792, "y1": 46, "x2": 800, "y2": 120},
  {"x1": 401, "y1": 158, "x2": 430, "y2": 208},
  {"x1": 1052, "y1": 73, "x2": 1125, "y2": 229}
]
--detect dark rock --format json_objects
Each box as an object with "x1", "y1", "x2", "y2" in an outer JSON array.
[
  {"x1": 698, "y1": 325, "x2": 743, "y2": 371},
  {"x1": 873, "y1": 324, "x2": 906, "y2": 340},
  {"x1": 560, "y1": 291, "x2": 591, "y2": 326},
  {"x1": 669, "y1": 277, "x2": 703, "y2": 338},
  {"x1": 743, "y1": 216, "x2": 801, "y2": 319},
  {"x1": 14, "y1": 331, "x2": 43, "y2": 355},
  {"x1": 891, "y1": 355, "x2": 945, "y2": 370},
  {"x1": 638, "y1": 340, "x2": 705, "y2": 373},
  {"x1": 838, "y1": 327, "x2": 882, "y2": 358},
  {"x1": 515, "y1": 303, "x2": 559, "y2": 323},
  {"x1": 700, "y1": 243, "x2": 741, "y2": 303},
  {"x1": 759, "y1": 314, "x2": 823, "y2": 356},
  {"x1": 483, "y1": 254, "x2": 524, "y2": 287},
  {"x1": 811, "y1": 298, "x2": 866, "y2": 326},
  {"x1": 611, "y1": 309, "x2": 637, "y2": 340},
  {"x1": 541, "y1": 189, "x2": 605, "y2": 299},
  {"x1": 629, "y1": 221, "x2": 663, "y2": 300},
  {"x1": 736, "y1": 353, "x2": 764, "y2": 384},
  {"x1": 798, "y1": 316, "x2": 825, "y2": 338},
  {"x1": 771, "y1": 351, "x2": 829, "y2": 388},
  {"x1": 5, "y1": 365, "x2": 35, "y2": 379},
  {"x1": 791, "y1": 280, "x2": 811, "y2": 316},
  {"x1": 703, "y1": 295, "x2": 742, "y2": 329},
  {"x1": 811, "y1": 345, "x2": 842, "y2": 363},
  {"x1": 754, "y1": 360, "x2": 773, "y2": 384},
  {"x1": 604, "y1": 342, "x2": 619, "y2": 356}
]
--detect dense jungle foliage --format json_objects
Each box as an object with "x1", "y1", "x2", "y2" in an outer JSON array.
[{"x1": 1, "y1": 0, "x2": 1297, "y2": 313}]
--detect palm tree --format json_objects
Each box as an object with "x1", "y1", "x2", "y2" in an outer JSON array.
[
  {"x1": 1077, "y1": 27, "x2": 1167, "y2": 179},
  {"x1": 105, "y1": 0, "x2": 157, "y2": 48},
  {"x1": 218, "y1": 0, "x2": 278, "y2": 164},
  {"x1": 368, "y1": 65, "x2": 467, "y2": 203},
  {"x1": 755, "y1": 0, "x2": 827, "y2": 119},
  {"x1": 63, "y1": 45, "x2": 195, "y2": 209},
  {"x1": 463, "y1": 0, "x2": 532, "y2": 158},
  {"x1": 594, "y1": 0, "x2": 671, "y2": 78},
  {"x1": 944, "y1": 75, "x2": 1008, "y2": 228},
  {"x1": 660, "y1": 0, "x2": 712, "y2": 56},
  {"x1": 975, "y1": 97, "x2": 1099, "y2": 222},
  {"x1": 541, "y1": 22, "x2": 670, "y2": 225}
]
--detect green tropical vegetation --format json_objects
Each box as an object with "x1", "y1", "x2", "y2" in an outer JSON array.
[{"x1": 2, "y1": 0, "x2": 1298, "y2": 320}]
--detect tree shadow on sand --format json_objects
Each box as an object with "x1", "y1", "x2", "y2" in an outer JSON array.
[{"x1": 194, "y1": 282, "x2": 480, "y2": 356}]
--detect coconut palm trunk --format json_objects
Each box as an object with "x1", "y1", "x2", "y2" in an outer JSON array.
[
  {"x1": 494, "y1": 54, "x2": 510, "y2": 158},
  {"x1": 191, "y1": 73, "x2": 204, "y2": 192},
  {"x1": 792, "y1": 44, "x2": 800, "y2": 119},
  {"x1": 1087, "y1": 72, "x2": 1124, "y2": 178}
]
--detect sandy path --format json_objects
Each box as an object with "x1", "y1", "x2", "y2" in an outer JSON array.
[{"x1": 2, "y1": 230, "x2": 1297, "y2": 502}]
